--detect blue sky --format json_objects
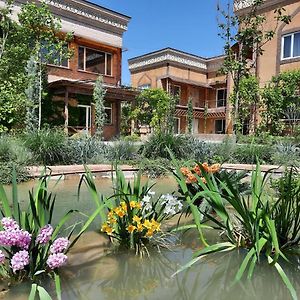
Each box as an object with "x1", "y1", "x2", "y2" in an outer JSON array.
[{"x1": 95, "y1": 0, "x2": 229, "y2": 85}]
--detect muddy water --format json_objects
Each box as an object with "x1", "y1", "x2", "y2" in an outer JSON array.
[
  {"x1": 2, "y1": 177, "x2": 300, "y2": 300},
  {"x1": 3, "y1": 230, "x2": 300, "y2": 300}
]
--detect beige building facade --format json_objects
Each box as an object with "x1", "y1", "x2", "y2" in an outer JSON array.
[{"x1": 128, "y1": 48, "x2": 232, "y2": 136}]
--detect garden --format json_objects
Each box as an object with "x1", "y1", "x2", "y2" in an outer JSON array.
[{"x1": 0, "y1": 0, "x2": 299, "y2": 299}]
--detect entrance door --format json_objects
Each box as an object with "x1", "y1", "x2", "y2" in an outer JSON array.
[
  {"x1": 78, "y1": 105, "x2": 91, "y2": 133},
  {"x1": 193, "y1": 118, "x2": 199, "y2": 134}
]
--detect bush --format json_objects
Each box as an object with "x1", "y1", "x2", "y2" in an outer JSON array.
[
  {"x1": 188, "y1": 140, "x2": 216, "y2": 163},
  {"x1": 271, "y1": 141, "x2": 300, "y2": 166},
  {"x1": 22, "y1": 128, "x2": 69, "y2": 165},
  {"x1": 213, "y1": 137, "x2": 236, "y2": 163},
  {"x1": 141, "y1": 133, "x2": 194, "y2": 160},
  {"x1": 137, "y1": 158, "x2": 170, "y2": 178},
  {"x1": 232, "y1": 143, "x2": 273, "y2": 164},
  {"x1": 0, "y1": 135, "x2": 30, "y2": 183},
  {"x1": 67, "y1": 136, "x2": 108, "y2": 164},
  {"x1": 105, "y1": 140, "x2": 138, "y2": 161}
]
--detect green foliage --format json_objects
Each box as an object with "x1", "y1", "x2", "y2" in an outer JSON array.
[
  {"x1": 218, "y1": 0, "x2": 290, "y2": 133},
  {"x1": 141, "y1": 133, "x2": 194, "y2": 160},
  {"x1": 187, "y1": 98, "x2": 193, "y2": 134},
  {"x1": 173, "y1": 162, "x2": 299, "y2": 299},
  {"x1": 22, "y1": 128, "x2": 69, "y2": 165},
  {"x1": 261, "y1": 70, "x2": 300, "y2": 135},
  {"x1": 105, "y1": 140, "x2": 138, "y2": 161},
  {"x1": 132, "y1": 89, "x2": 171, "y2": 134},
  {"x1": 93, "y1": 76, "x2": 107, "y2": 138},
  {"x1": 0, "y1": 1, "x2": 72, "y2": 133}
]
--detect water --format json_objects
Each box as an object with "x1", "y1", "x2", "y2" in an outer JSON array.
[{"x1": 1, "y1": 177, "x2": 300, "y2": 300}]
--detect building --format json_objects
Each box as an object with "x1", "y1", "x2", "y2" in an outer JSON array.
[
  {"x1": 235, "y1": 0, "x2": 300, "y2": 85},
  {"x1": 4, "y1": 0, "x2": 138, "y2": 140},
  {"x1": 128, "y1": 48, "x2": 232, "y2": 137}
]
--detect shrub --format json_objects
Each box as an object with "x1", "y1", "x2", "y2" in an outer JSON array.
[
  {"x1": 0, "y1": 135, "x2": 31, "y2": 183},
  {"x1": 213, "y1": 137, "x2": 236, "y2": 163},
  {"x1": 188, "y1": 140, "x2": 216, "y2": 163},
  {"x1": 271, "y1": 141, "x2": 300, "y2": 166},
  {"x1": 141, "y1": 133, "x2": 193, "y2": 160},
  {"x1": 22, "y1": 128, "x2": 69, "y2": 165},
  {"x1": 105, "y1": 140, "x2": 138, "y2": 161},
  {"x1": 138, "y1": 158, "x2": 170, "y2": 178},
  {"x1": 232, "y1": 143, "x2": 273, "y2": 164}
]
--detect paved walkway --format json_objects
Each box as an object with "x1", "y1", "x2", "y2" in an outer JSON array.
[{"x1": 27, "y1": 163, "x2": 292, "y2": 178}]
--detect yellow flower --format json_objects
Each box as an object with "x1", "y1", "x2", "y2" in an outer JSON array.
[
  {"x1": 137, "y1": 223, "x2": 144, "y2": 232},
  {"x1": 107, "y1": 211, "x2": 115, "y2": 219},
  {"x1": 115, "y1": 207, "x2": 126, "y2": 218},
  {"x1": 145, "y1": 229, "x2": 154, "y2": 237},
  {"x1": 120, "y1": 202, "x2": 128, "y2": 211},
  {"x1": 135, "y1": 202, "x2": 142, "y2": 209},
  {"x1": 101, "y1": 223, "x2": 114, "y2": 235},
  {"x1": 108, "y1": 216, "x2": 117, "y2": 224},
  {"x1": 133, "y1": 215, "x2": 141, "y2": 224},
  {"x1": 130, "y1": 201, "x2": 137, "y2": 208},
  {"x1": 127, "y1": 224, "x2": 136, "y2": 233},
  {"x1": 143, "y1": 219, "x2": 152, "y2": 229},
  {"x1": 151, "y1": 219, "x2": 161, "y2": 232}
]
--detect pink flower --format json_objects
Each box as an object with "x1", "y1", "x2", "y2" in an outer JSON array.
[
  {"x1": 47, "y1": 253, "x2": 67, "y2": 269},
  {"x1": 0, "y1": 229, "x2": 31, "y2": 249},
  {"x1": 36, "y1": 225, "x2": 53, "y2": 245},
  {"x1": 0, "y1": 250, "x2": 5, "y2": 264},
  {"x1": 50, "y1": 238, "x2": 69, "y2": 254},
  {"x1": 11, "y1": 250, "x2": 29, "y2": 273},
  {"x1": 1, "y1": 217, "x2": 19, "y2": 230}
]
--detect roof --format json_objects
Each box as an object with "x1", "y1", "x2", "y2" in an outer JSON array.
[{"x1": 159, "y1": 75, "x2": 212, "y2": 89}]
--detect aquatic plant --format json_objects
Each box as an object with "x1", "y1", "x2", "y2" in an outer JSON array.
[
  {"x1": 173, "y1": 161, "x2": 299, "y2": 300},
  {"x1": 81, "y1": 167, "x2": 182, "y2": 254},
  {"x1": 0, "y1": 171, "x2": 79, "y2": 299}
]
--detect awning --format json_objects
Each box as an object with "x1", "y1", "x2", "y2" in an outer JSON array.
[
  {"x1": 48, "y1": 79, "x2": 139, "y2": 102},
  {"x1": 159, "y1": 75, "x2": 212, "y2": 89}
]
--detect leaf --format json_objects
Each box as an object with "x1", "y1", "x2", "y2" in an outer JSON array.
[
  {"x1": 54, "y1": 273, "x2": 62, "y2": 300},
  {"x1": 171, "y1": 224, "x2": 212, "y2": 233},
  {"x1": 37, "y1": 285, "x2": 52, "y2": 300},
  {"x1": 29, "y1": 284, "x2": 37, "y2": 300},
  {"x1": 171, "y1": 256, "x2": 204, "y2": 278},
  {"x1": 0, "y1": 185, "x2": 11, "y2": 217},
  {"x1": 267, "y1": 256, "x2": 298, "y2": 300}
]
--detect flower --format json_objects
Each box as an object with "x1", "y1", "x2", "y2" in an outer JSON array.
[
  {"x1": 50, "y1": 238, "x2": 69, "y2": 254},
  {"x1": 145, "y1": 229, "x2": 154, "y2": 238},
  {"x1": 47, "y1": 253, "x2": 67, "y2": 269},
  {"x1": 101, "y1": 223, "x2": 114, "y2": 235},
  {"x1": 130, "y1": 201, "x2": 137, "y2": 208},
  {"x1": 160, "y1": 194, "x2": 182, "y2": 216},
  {"x1": 127, "y1": 224, "x2": 136, "y2": 233},
  {"x1": 133, "y1": 215, "x2": 141, "y2": 224},
  {"x1": 36, "y1": 225, "x2": 53, "y2": 245},
  {"x1": 0, "y1": 250, "x2": 5, "y2": 264},
  {"x1": 115, "y1": 207, "x2": 126, "y2": 218},
  {"x1": 143, "y1": 220, "x2": 152, "y2": 230},
  {"x1": 0, "y1": 228, "x2": 32, "y2": 249},
  {"x1": 150, "y1": 219, "x2": 161, "y2": 232},
  {"x1": 120, "y1": 202, "x2": 128, "y2": 211},
  {"x1": 11, "y1": 250, "x2": 29, "y2": 273},
  {"x1": 137, "y1": 223, "x2": 144, "y2": 232},
  {"x1": 1, "y1": 217, "x2": 19, "y2": 230}
]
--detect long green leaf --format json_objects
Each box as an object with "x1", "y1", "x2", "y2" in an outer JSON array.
[
  {"x1": 37, "y1": 285, "x2": 52, "y2": 300},
  {"x1": 54, "y1": 273, "x2": 62, "y2": 300},
  {"x1": 0, "y1": 185, "x2": 11, "y2": 217},
  {"x1": 29, "y1": 284, "x2": 38, "y2": 300}
]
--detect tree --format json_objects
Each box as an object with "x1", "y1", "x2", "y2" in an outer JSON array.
[
  {"x1": 232, "y1": 75, "x2": 260, "y2": 134},
  {"x1": 187, "y1": 98, "x2": 193, "y2": 134},
  {"x1": 25, "y1": 56, "x2": 40, "y2": 132},
  {"x1": 132, "y1": 88, "x2": 171, "y2": 134},
  {"x1": 217, "y1": 0, "x2": 290, "y2": 134},
  {"x1": 0, "y1": 1, "x2": 72, "y2": 132},
  {"x1": 261, "y1": 70, "x2": 300, "y2": 135},
  {"x1": 93, "y1": 76, "x2": 107, "y2": 138}
]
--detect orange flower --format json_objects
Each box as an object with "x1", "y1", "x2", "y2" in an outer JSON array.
[
  {"x1": 209, "y1": 163, "x2": 221, "y2": 173},
  {"x1": 145, "y1": 229, "x2": 154, "y2": 237},
  {"x1": 127, "y1": 224, "x2": 136, "y2": 233},
  {"x1": 193, "y1": 164, "x2": 201, "y2": 175},
  {"x1": 201, "y1": 162, "x2": 210, "y2": 172},
  {"x1": 200, "y1": 177, "x2": 207, "y2": 184},
  {"x1": 180, "y1": 167, "x2": 190, "y2": 176},
  {"x1": 187, "y1": 174, "x2": 197, "y2": 184}
]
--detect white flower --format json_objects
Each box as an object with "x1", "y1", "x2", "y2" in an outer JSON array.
[{"x1": 160, "y1": 194, "x2": 183, "y2": 216}]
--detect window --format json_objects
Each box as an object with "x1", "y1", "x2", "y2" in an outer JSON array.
[
  {"x1": 42, "y1": 43, "x2": 69, "y2": 67},
  {"x1": 215, "y1": 119, "x2": 226, "y2": 134},
  {"x1": 216, "y1": 89, "x2": 227, "y2": 107},
  {"x1": 170, "y1": 84, "x2": 181, "y2": 97},
  {"x1": 78, "y1": 46, "x2": 112, "y2": 75},
  {"x1": 282, "y1": 32, "x2": 300, "y2": 59},
  {"x1": 104, "y1": 102, "x2": 113, "y2": 125},
  {"x1": 138, "y1": 84, "x2": 151, "y2": 90}
]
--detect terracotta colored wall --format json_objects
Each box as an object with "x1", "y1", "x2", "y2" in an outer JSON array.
[{"x1": 48, "y1": 36, "x2": 122, "y2": 86}]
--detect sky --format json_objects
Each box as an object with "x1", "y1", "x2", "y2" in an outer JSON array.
[{"x1": 95, "y1": 0, "x2": 229, "y2": 85}]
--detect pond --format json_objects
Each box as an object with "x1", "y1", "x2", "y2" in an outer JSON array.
[{"x1": 2, "y1": 176, "x2": 300, "y2": 300}]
